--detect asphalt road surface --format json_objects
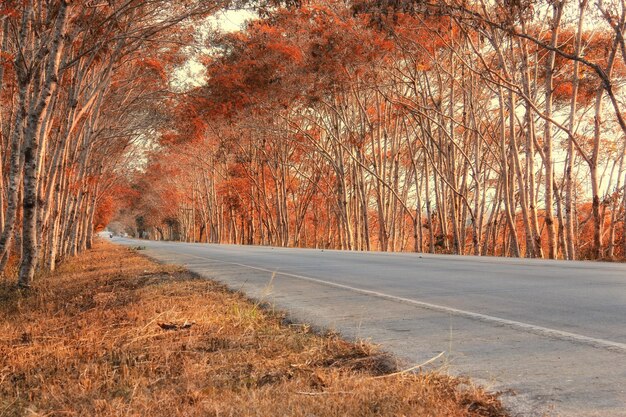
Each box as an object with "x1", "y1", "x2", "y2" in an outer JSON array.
[{"x1": 115, "y1": 238, "x2": 626, "y2": 416}]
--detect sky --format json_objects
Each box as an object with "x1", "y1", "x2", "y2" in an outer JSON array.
[
  {"x1": 211, "y1": 9, "x2": 256, "y2": 32},
  {"x1": 172, "y1": 9, "x2": 256, "y2": 90}
]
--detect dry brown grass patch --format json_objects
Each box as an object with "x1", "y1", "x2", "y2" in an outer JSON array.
[{"x1": 0, "y1": 242, "x2": 508, "y2": 417}]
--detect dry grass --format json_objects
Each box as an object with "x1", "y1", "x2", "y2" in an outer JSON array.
[{"x1": 0, "y1": 242, "x2": 508, "y2": 417}]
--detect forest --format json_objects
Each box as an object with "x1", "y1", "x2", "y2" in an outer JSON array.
[{"x1": 3, "y1": 0, "x2": 626, "y2": 287}]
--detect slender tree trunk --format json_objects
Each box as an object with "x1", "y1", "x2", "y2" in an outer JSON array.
[
  {"x1": 498, "y1": 86, "x2": 520, "y2": 257},
  {"x1": 0, "y1": 84, "x2": 27, "y2": 275},
  {"x1": 565, "y1": 0, "x2": 589, "y2": 260},
  {"x1": 607, "y1": 151, "x2": 625, "y2": 258},
  {"x1": 591, "y1": 90, "x2": 604, "y2": 259},
  {"x1": 542, "y1": 1, "x2": 563, "y2": 260},
  {"x1": 18, "y1": 2, "x2": 69, "y2": 288}
]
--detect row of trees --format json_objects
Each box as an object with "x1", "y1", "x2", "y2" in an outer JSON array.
[
  {"x1": 127, "y1": 0, "x2": 626, "y2": 260},
  {"x1": 0, "y1": 0, "x2": 223, "y2": 288}
]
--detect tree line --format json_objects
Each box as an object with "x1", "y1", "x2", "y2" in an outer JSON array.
[
  {"x1": 125, "y1": 0, "x2": 626, "y2": 261},
  {"x1": 4, "y1": 0, "x2": 626, "y2": 289},
  {"x1": 0, "y1": 0, "x2": 223, "y2": 288}
]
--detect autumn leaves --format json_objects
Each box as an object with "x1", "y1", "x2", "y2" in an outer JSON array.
[
  {"x1": 0, "y1": 1, "x2": 222, "y2": 287},
  {"x1": 127, "y1": 0, "x2": 626, "y2": 260},
  {"x1": 3, "y1": 0, "x2": 626, "y2": 289}
]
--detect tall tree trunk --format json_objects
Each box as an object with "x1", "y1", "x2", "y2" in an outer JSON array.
[
  {"x1": 565, "y1": 0, "x2": 589, "y2": 260},
  {"x1": 0, "y1": 6, "x2": 32, "y2": 276},
  {"x1": 542, "y1": 1, "x2": 564, "y2": 259},
  {"x1": 498, "y1": 86, "x2": 520, "y2": 257},
  {"x1": 591, "y1": 90, "x2": 604, "y2": 260},
  {"x1": 18, "y1": 1, "x2": 69, "y2": 288}
]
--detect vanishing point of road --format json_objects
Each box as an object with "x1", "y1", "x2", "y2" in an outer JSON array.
[{"x1": 116, "y1": 238, "x2": 626, "y2": 416}]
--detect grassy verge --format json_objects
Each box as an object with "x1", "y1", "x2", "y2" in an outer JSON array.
[{"x1": 0, "y1": 242, "x2": 507, "y2": 417}]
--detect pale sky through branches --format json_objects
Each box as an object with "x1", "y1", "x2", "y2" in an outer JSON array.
[{"x1": 173, "y1": 9, "x2": 256, "y2": 89}]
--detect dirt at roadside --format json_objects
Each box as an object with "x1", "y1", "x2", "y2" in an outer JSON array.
[{"x1": 0, "y1": 242, "x2": 508, "y2": 417}]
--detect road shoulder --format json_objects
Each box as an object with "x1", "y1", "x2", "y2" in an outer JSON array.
[{"x1": 0, "y1": 242, "x2": 506, "y2": 417}]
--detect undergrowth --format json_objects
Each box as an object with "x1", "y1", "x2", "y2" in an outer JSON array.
[{"x1": 0, "y1": 242, "x2": 507, "y2": 417}]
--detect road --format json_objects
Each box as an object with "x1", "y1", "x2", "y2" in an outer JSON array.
[{"x1": 115, "y1": 238, "x2": 626, "y2": 416}]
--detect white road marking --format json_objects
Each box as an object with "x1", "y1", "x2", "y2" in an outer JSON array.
[{"x1": 176, "y1": 251, "x2": 626, "y2": 354}]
